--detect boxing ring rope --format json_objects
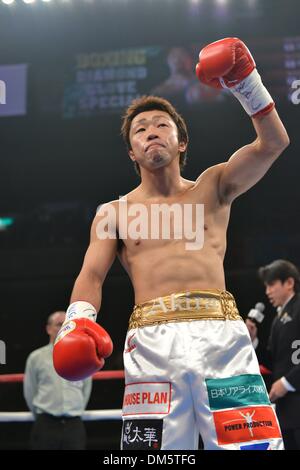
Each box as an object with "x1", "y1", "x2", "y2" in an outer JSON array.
[
  {"x1": 0, "y1": 370, "x2": 124, "y2": 423},
  {"x1": 0, "y1": 410, "x2": 122, "y2": 422},
  {"x1": 0, "y1": 367, "x2": 271, "y2": 423},
  {"x1": 0, "y1": 370, "x2": 125, "y2": 383}
]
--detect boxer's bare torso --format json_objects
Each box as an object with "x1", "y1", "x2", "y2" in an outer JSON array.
[
  {"x1": 115, "y1": 164, "x2": 229, "y2": 304},
  {"x1": 71, "y1": 106, "x2": 288, "y2": 310}
]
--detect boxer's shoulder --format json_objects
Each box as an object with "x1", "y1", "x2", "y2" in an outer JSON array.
[
  {"x1": 95, "y1": 199, "x2": 120, "y2": 217},
  {"x1": 195, "y1": 163, "x2": 226, "y2": 183},
  {"x1": 194, "y1": 163, "x2": 227, "y2": 200},
  {"x1": 91, "y1": 199, "x2": 120, "y2": 236}
]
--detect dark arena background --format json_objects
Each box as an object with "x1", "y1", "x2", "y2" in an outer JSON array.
[{"x1": 0, "y1": 0, "x2": 299, "y2": 451}]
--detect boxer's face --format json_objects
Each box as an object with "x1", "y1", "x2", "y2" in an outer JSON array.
[
  {"x1": 265, "y1": 278, "x2": 294, "y2": 307},
  {"x1": 128, "y1": 110, "x2": 186, "y2": 172}
]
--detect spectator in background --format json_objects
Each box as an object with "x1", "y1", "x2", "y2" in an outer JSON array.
[
  {"x1": 246, "y1": 260, "x2": 300, "y2": 450},
  {"x1": 151, "y1": 47, "x2": 223, "y2": 105},
  {"x1": 24, "y1": 311, "x2": 92, "y2": 450}
]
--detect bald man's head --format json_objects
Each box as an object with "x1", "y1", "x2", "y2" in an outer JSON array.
[{"x1": 46, "y1": 311, "x2": 66, "y2": 344}]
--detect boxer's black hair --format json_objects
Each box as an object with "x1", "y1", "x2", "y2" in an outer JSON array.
[
  {"x1": 259, "y1": 259, "x2": 300, "y2": 292},
  {"x1": 121, "y1": 95, "x2": 189, "y2": 176}
]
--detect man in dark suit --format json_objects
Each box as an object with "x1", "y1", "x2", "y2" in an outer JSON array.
[{"x1": 246, "y1": 260, "x2": 300, "y2": 450}]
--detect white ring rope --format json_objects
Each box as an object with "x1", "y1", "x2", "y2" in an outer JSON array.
[{"x1": 0, "y1": 409, "x2": 122, "y2": 423}]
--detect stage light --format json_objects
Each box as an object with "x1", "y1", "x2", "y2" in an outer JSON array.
[
  {"x1": 247, "y1": 0, "x2": 258, "y2": 6},
  {"x1": 0, "y1": 218, "x2": 14, "y2": 231}
]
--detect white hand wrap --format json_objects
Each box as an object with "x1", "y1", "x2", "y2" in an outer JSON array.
[
  {"x1": 220, "y1": 69, "x2": 274, "y2": 117},
  {"x1": 66, "y1": 301, "x2": 97, "y2": 322}
]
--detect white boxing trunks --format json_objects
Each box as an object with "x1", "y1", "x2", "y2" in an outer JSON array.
[{"x1": 121, "y1": 290, "x2": 284, "y2": 450}]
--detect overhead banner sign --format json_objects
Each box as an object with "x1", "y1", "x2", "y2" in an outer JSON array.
[
  {"x1": 62, "y1": 38, "x2": 298, "y2": 118},
  {"x1": 63, "y1": 47, "x2": 163, "y2": 117},
  {"x1": 63, "y1": 45, "x2": 224, "y2": 118},
  {"x1": 0, "y1": 64, "x2": 27, "y2": 117}
]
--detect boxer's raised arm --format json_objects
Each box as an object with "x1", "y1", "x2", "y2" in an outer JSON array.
[
  {"x1": 196, "y1": 37, "x2": 289, "y2": 204},
  {"x1": 219, "y1": 109, "x2": 289, "y2": 203}
]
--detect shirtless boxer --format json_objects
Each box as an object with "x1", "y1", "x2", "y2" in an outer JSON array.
[{"x1": 53, "y1": 38, "x2": 289, "y2": 450}]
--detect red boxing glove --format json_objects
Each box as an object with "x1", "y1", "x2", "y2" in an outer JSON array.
[
  {"x1": 53, "y1": 318, "x2": 113, "y2": 381},
  {"x1": 196, "y1": 37, "x2": 274, "y2": 118}
]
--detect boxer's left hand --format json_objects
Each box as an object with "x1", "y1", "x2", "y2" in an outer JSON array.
[
  {"x1": 269, "y1": 379, "x2": 288, "y2": 402},
  {"x1": 196, "y1": 37, "x2": 274, "y2": 117}
]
